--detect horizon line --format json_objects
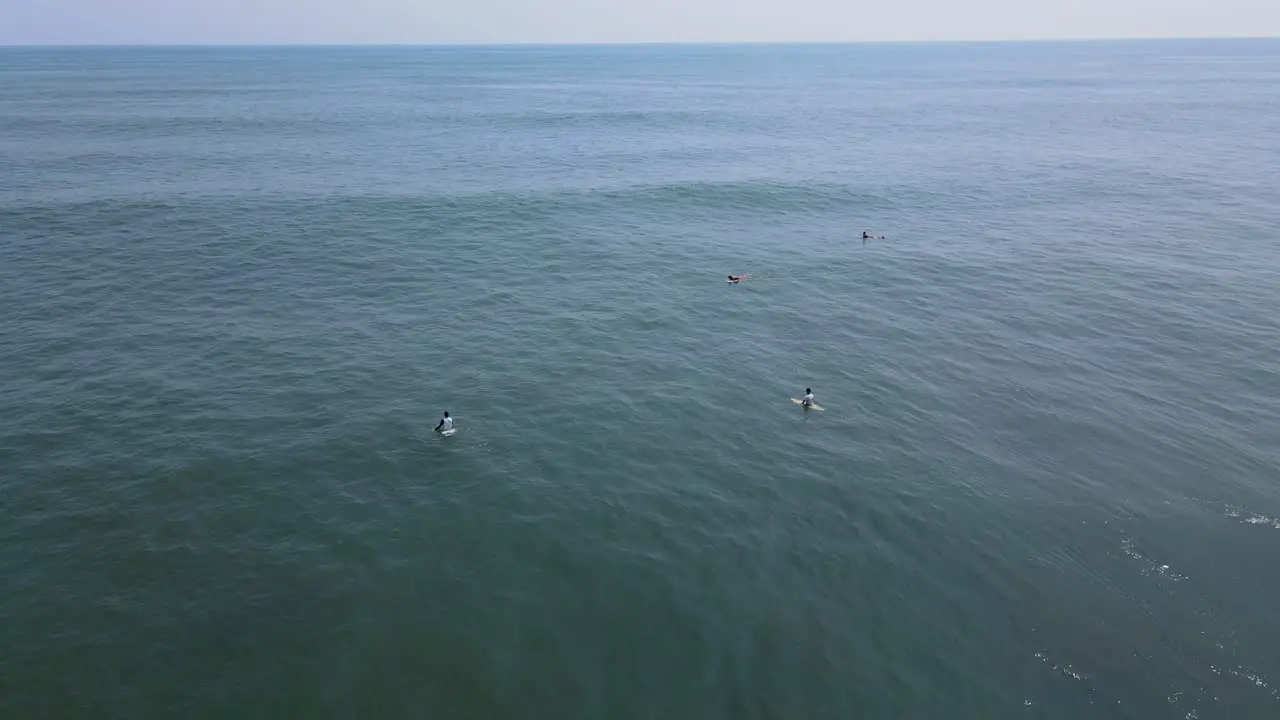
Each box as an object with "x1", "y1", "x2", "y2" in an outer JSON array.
[{"x1": 2, "y1": 35, "x2": 1278, "y2": 50}]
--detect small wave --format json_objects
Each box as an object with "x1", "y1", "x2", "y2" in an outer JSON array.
[
  {"x1": 1034, "y1": 651, "x2": 1088, "y2": 682},
  {"x1": 1120, "y1": 538, "x2": 1188, "y2": 582},
  {"x1": 587, "y1": 179, "x2": 898, "y2": 216},
  {"x1": 1210, "y1": 664, "x2": 1280, "y2": 702},
  {"x1": 1224, "y1": 505, "x2": 1280, "y2": 529},
  {"x1": 1167, "y1": 691, "x2": 1201, "y2": 719},
  {"x1": 501, "y1": 109, "x2": 715, "y2": 130}
]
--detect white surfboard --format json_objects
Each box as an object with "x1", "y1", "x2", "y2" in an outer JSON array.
[
  {"x1": 440, "y1": 428, "x2": 457, "y2": 437},
  {"x1": 791, "y1": 398, "x2": 825, "y2": 411}
]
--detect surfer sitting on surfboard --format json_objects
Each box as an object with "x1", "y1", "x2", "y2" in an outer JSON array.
[
  {"x1": 801, "y1": 389, "x2": 816, "y2": 408},
  {"x1": 728, "y1": 274, "x2": 747, "y2": 284},
  {"x1": 434, "y1": 411, "x2": 454, "y2": 433}
]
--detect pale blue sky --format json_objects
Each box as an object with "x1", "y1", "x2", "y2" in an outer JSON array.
[{"x1": 2, "y1": 0, "x2": 1277, "y2": 45}]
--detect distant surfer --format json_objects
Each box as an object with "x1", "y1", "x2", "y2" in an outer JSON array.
[
  {"x1": 728, "y1": 274, "x2": 747, "y2": 284},
  {"x1": 434, "y1": 411, "x2": 454, "y2": 433},
  {"x1": 801, "y1": 388, "x2": 815, "y2": 408},
  {"x1": 862, "y1": 231, "x2": 885, "y2": 240}
]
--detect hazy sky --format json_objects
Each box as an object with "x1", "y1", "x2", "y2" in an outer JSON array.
[{"x1": 2, "y1": 0, "x2": 1278, "y2": 45}]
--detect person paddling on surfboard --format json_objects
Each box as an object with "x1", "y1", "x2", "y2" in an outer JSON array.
[
  {"x1": 728, "y1": 274, "x2": 747, "y2": 284},
  {"x1": 434, "y1": 411, "x2": 454, "y2": 433},
  {"x1": 862, "y1": 231, "x2": 885, "y2": 240},
  {"x1": 801, "y1": 389, "x2": 816, "y2": 408}
]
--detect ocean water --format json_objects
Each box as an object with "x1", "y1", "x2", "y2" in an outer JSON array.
[{"x1": 2, "y1": 40, "x2": 1279, "y2": 718}]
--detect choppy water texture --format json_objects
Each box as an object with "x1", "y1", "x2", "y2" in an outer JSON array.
[{"x1": 2, "y1": 41, "x2": 1280, "y2": 718}]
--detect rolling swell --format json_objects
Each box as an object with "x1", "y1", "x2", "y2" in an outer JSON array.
[{"x1": 0, "y1": 180, "x2": 909, "y2": 225}]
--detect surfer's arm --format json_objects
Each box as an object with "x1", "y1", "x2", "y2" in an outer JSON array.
[{"x1": 434, "y1": 420, "x2": 444, "y2": 432}]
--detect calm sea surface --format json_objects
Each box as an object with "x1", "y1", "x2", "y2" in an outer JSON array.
[{"x1": 2, "y1": 41, "x2": 1279, "y2": 718}]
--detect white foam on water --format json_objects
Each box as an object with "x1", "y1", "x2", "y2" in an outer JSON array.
[
  {"x1": 1166, "y1": 690, "x2": 1205, "y2": 719},
  {"x1": 1224, "y1": 505, "x2": 1280, "y2": 528},
  {"x1": 1210, "y1": 665, "x2": 1280, "y2": 702},
  {"x1": 1034, "y1": 651, "x2": 1088, "y2": 682},
  {"x1": 1120, "y1": 538, "x2": 1188, "y2": 582}
]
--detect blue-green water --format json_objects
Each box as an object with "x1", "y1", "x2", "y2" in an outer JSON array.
[{"x1": 2, "y1": 41, "x2": 1279, "y2": 718}]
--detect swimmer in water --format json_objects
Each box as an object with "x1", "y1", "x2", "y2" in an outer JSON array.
[{"x1": 434, "y1": 411, "x2": 454, "y2": 433}]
